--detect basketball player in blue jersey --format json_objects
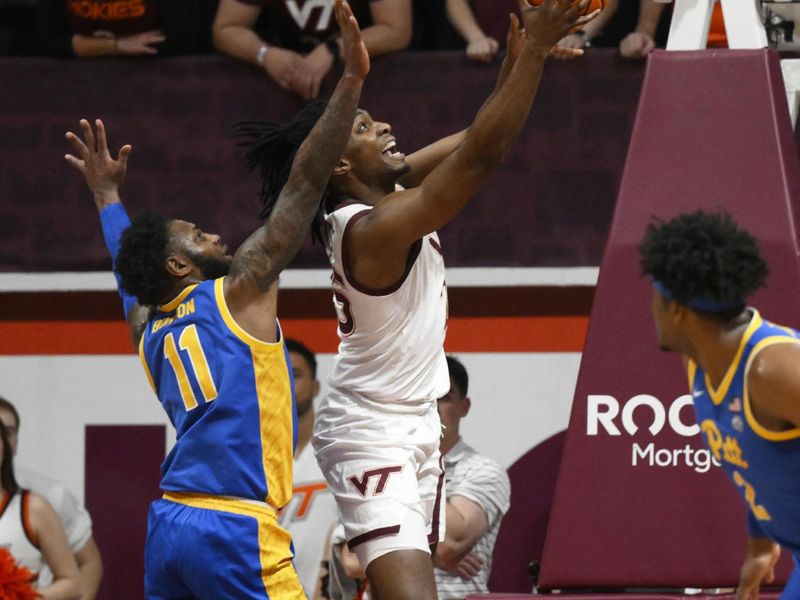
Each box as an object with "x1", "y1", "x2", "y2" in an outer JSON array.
[
  {"x1": 62, "y1": 3, "x2": 369, "y2": 598},
  {"x1": 640, "y1": 211, "x2": 800, "y2": 600},
  {"x1": 233, "y1": 2, "x2": 601, "y2": 599}
]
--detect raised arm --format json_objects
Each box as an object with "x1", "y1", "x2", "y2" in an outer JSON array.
[
  {"x1": 65, "y1": 119, "x2": 151, "y2": 347},
  {"x1": 398, "y1": 16, "x2": 544, "y2": 190},
  {"x1": 349, "y1": 0, "x2": 597, "y2": 284},
  {"x1": 223, "y1": 0, "x2": 368, "y2": 325}
]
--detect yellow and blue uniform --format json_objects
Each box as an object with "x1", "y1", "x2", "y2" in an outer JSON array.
[
  {"x1": 100, "y1": 199, "x2": 304, "y2": 600},
  {"x1": 690, "y1": 309, "x2": 800, "y2": 597},
  {"x1": 138, "y1": 278, "x2": 303, "y2": 599}
]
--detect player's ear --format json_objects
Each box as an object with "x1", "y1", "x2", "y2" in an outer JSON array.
[
  {"x1": 333, "y1": 158, "x2": 351, "y2": 176},
  {"x1": 461, "y1": 397, "x2": 472, "y2": 418},
  {"x1": 166, "y1": 254, "x2": 192, "y2": 278}
]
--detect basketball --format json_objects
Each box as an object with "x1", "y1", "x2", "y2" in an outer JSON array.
[{"x1": 526, "y1": 0, "x2": 605, "y2": 15}]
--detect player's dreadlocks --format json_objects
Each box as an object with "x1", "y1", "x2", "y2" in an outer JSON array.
[
  {"x1": 234, "y1": 101, "x2": 338, "y2": 246},
  {"x1": 115, "y1": 213, "x2": 174, "y2": 307},
  {"x1": 639, "y1": 211, "x2": 768, "y2": 321}
]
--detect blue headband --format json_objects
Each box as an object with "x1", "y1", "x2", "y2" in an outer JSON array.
[{"x1": 652, "y1": 280, "x2": 744, "y2": 313}]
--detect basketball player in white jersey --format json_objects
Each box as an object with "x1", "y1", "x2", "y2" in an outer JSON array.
[{"x1": 240, "y1": 2, "x2": 599, "y2": 597}]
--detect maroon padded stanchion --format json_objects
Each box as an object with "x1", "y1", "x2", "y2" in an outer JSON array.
[{"x1": 539, "y1": 50, "x2": 800, "y2": 590}]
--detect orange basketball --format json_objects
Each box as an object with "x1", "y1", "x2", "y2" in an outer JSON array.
[{"x1": 527, "y1": 0, "x2": 605, "y2": 15}]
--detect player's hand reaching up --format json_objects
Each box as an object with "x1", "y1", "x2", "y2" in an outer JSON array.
[
  {"x1": 65, "y1": 118, "x2": 131, "y2": 210},
  {"x1": 335, "y1": 0, "x2": 369, "y2": 81},
  {"x1": 518, "y1": 0, "x2": 600, "y2": 57}
]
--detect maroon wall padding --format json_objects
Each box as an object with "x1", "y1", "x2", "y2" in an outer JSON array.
[
  {"x1": 0, "y1": 51, "x2": 643, "y2": 271},
  {"x1": 85, "y1": 425, "x2": 165, "y2": 600},
  {"x1": 488, "y1": 431, "x2": 566, "y2": 593},
  {"x1": 539, "y1": 50, "x2": 800, "y2": 590}
]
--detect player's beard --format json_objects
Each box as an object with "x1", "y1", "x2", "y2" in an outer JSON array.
[{"x1": 188, "y1": 251, "x2": 231, "y2": 280}]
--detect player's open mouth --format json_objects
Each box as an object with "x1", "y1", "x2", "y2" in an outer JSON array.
[{"x1": 381, "y1": 138, "x2": 405, "y2": 161}]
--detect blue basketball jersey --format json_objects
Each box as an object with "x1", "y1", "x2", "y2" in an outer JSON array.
[
  {"x1": 138, "y1": 277, "x2": 297, "y2": 508},
  {"x1": 689, "y1": 309, "x2": 800, "y2": 556}
]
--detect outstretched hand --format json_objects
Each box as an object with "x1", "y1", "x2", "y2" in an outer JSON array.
[
  {"x1": 517, "y1": 0, "x2": 600, "y2": 56},
  {"x1": 65, "y1": 118, "x2": 131, "y2": 210},
  {"x1": 335, "y1": 0, "x2": 369, "y2": 81}
]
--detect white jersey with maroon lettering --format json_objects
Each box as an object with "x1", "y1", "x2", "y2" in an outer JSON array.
[{"x1": 323, "y1": 202, "x2": 450, "y2": 413}]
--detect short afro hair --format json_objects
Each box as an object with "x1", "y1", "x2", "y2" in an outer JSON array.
[
  {"x1": 639, "y1": 211, "x2": 768, "y2": 314},
  {"x1": 115, "y1": 213, "x2": 173, "y2": 307},
  {"x1": 286, "y1": 338, "x2": 317, "y2": 377},
  {"x1": 446, "y1": 355, "x2": 469, "y2": 397}
]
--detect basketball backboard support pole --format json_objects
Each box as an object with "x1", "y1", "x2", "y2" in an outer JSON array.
[
  {"x1": 663, "y1": 0, "x2": 767, "y2": 50},
  {"x1": 661, "y1": 0, "x2": 800, "y2": 127}
]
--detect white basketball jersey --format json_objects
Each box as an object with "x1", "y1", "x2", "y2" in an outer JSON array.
[
  {"x1": 324, "y1": 202, "x2": 450, "y2": 412},
  {"x1": 0, "y1": 491, "x2": 43, "y2": 581}
]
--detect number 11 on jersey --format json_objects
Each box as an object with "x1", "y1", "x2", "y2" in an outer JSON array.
[{"x1": 164, "y1": 325, "x2": 218, "y2": 411}]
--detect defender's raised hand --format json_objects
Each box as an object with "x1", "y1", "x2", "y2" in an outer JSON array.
[
  {"x1": 518, "y1": 0, "x2": 600, "y2": 55},
  {"x1": 335, "y1": 0, "x2": 369, "y2": 81},
  {"x1": 65, "y1": 118, "x2": 131, "y2": 209}
]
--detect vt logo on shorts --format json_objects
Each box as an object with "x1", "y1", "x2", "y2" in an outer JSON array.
[{"x1": 348, "y1": 466, "x2": 403, "y2": 497}]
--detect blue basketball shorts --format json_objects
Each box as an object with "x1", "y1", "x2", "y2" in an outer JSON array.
[{"x1": 144, "y1": 492, "x2": 305, "y2": 600}]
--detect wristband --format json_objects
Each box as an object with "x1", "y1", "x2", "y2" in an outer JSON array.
[
  {"x1": 99, "y1": 203, "x2": 138, "y2": 318},
  {"x1": 325, "y1": 37, "x2": 341, "y2": 63},
  {"x1": 574, "y1": 30, "x2": 591, "y2": 49},
  {"x1": 256, "y1": 43, "x2": 269, "y2": 66}
]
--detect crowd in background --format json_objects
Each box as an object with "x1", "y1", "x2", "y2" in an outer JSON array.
[{"x1": 0, "y1": 0, "x2": 682, "y2": 98}]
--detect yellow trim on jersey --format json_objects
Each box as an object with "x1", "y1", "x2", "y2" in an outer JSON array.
[
  {"x1": 162, "y1": 491, "x2": 277, "y2": 518},
  {"x1": 705, "y1": 310, "x2": 763, "y2": 406},
  {"x1": 743, "y1": 336, "x2": 800, "y2": 441},
  {"x1": 159, "y1": 285, "x2": 198, "y2": 313},
  {"x1": 163, "y1": 492, "x2": 304, "y2": 599},
  {"x1": 213, "y1": 277, "x2": 293, "y2": 507},
  {"x1": 138, "y1": 334, "x2": 157, "y2": 395},
  {"x1": 687, "y1": 359, "x2": 697, "y2": 391},
  {"x1": 252, "y1": 348, "x2": 294, "y2": 508},
  {"x1": 213, "y1": 278, "x2": 283, "y2": 351}
]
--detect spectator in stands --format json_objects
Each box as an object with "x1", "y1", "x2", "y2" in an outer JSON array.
[
  {"x1": 281, "y1": 339, "x2": 339, "y2": 599},
  {"x1": 433, "y1": 356, "x2": 511, "y2": 600},
  {"x1": 0, "y1": 419, "x2": 81, "y2": 600},
  {"x1": 444, "y1": 0, "x2": 500, "y2": 62},
  {"x1": 0, "y1": 397, "x2": 102, "y2": 600},
  {"x1": 36, "y1": 0, "x2": 216, "y2": 58},
  {"x1": 439, "y1": 0, "x2": 615, "y2": 62},
  {"x1": 555, "y1": 0, "x2": 619, "y2": 56},
  {"x1": 618, "y1": 0, "x2": 725, "y2": 60},
  {"x1": 212, "y1": 0, "x2": 411, "y2": 100}
]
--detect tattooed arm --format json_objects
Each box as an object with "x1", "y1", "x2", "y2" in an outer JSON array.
[{"x1": 223, "y1": 0, "x2": 369, "y2": 341}]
